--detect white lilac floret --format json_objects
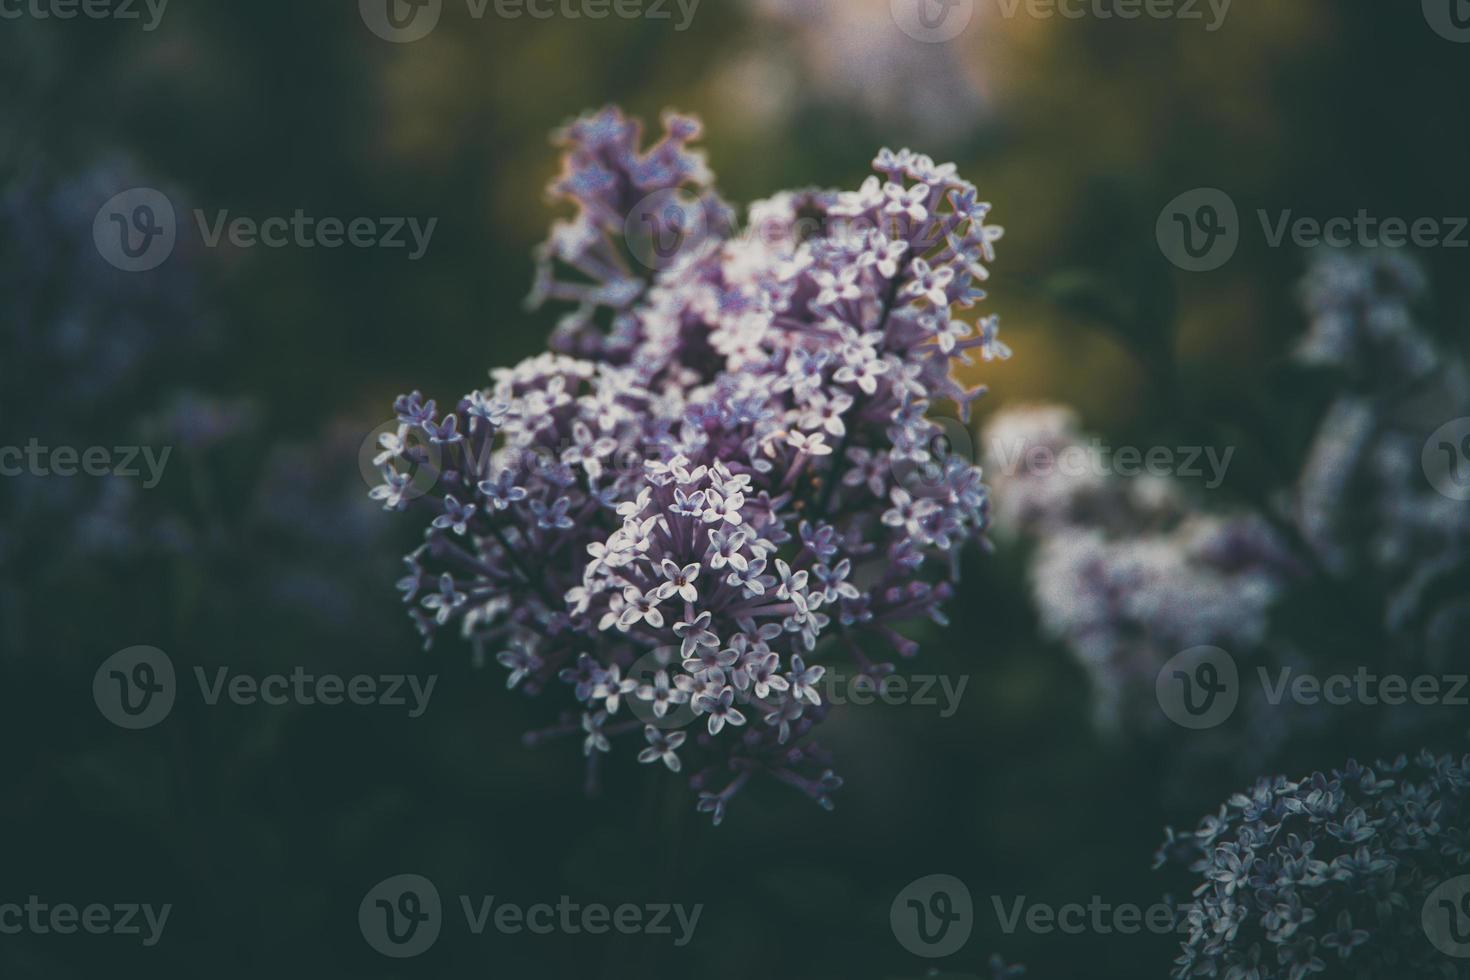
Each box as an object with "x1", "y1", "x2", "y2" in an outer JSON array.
[{"x1": 374, "y1": 107, "x2": 1008, "y2": 822}]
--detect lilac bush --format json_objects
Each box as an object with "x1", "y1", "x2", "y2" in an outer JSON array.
[
  {"x1": 372, "y1": 106, "x2": 1009, "y2": 822},
  {"x1": 1158, "y1": 751, "x2": 1470, "y2": 980}
]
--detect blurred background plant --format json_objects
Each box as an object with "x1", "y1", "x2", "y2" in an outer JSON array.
[{"x1": 2, "y1": 1, "x2": 1468, "y2": 978}]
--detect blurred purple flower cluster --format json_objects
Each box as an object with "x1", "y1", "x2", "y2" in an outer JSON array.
[
  {"x1": 373, "y1": 107, "x2": 1009, "y2": 821},
  {"x1": 1291, "y1": 252, "x2": 1470, "y2": 665},
  {"x1": 983, "y1": 405, "x2": 1300, "y2": 733},
  {"x1": 0, "y1": 159, "x2": 398, "y2": 653},
  {"x1": 983, "y1": 251, "x2": 1470, "y2": 788},
  {"x1": 0, "y1": 159, "x2": 212, "y2": 417}
]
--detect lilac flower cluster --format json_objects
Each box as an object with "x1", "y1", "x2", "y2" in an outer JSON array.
[
  {"x1": 1294, "y1": 251, "x2": 1440, "y2": 386},
  {"x1": 374, "y1": 107, "x2": 1009, "y2": 821},
  {"x1": 1292, "y1": 252, "x2": 1470, "y2": 664},
  {"x1": 982, "y1": 406, "x2": 1300, "y2": 732},
  {"x1": 0, "y1": 160, "x2": 211, "y2": 421},
  {"x1": 0, "y1": 158, "x2": 399, "y2": 650},
  {"x1": 1157, "y1": 751, "x2": 1470, "y2": 980},
  {"x1": 983, "y1": 252, "x2": 1470, "y2": 744},
  {"x1": 1, "y1": 159, "x2": 212, "y2": 646}
]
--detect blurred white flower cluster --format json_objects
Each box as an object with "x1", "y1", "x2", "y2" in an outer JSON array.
[{"x1": 729, "y1": 0, "x2": 991, "y2": 146}]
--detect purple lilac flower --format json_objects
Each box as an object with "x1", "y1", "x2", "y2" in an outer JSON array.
[
  {"x1": 376, "y1": 106, "x2": 1009, "y2": 821},
  {"x1": 984, "y1": 255, "x2": 1470, "y2": 805},
  {"x1": 1294, "y1": 250, "x2": 1438, "y2": 386},
  {"x1": 0, "y1": 160, "x2": 212, "y2": 423},
  {"x1": 0, "y1": 158, "x2": 216, "y2": 645},
  {"x1": 1292, "y1": 252, "x2": 1470, "y2": 662},
  {"x1": 983, "y1": 405, "x2": 1300, "y2": 733},
  {"x1": 1157, "y1": 751, "x2": 1470, "y2": 980}
]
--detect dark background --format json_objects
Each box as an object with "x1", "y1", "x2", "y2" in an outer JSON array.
[{"x1": 2, "y1": 1, "x2": 1469, "y2": 977}]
